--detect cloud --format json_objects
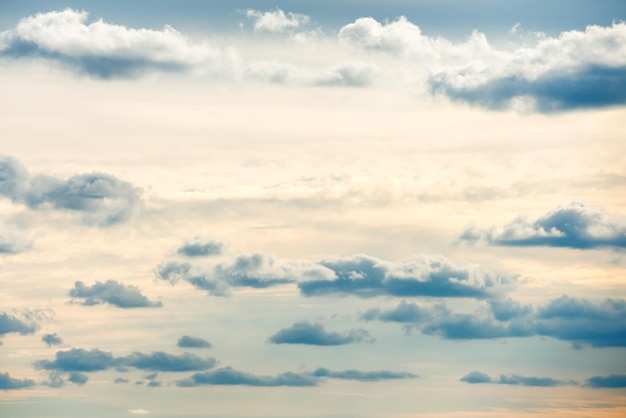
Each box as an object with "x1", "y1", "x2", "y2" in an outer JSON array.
[
  {"x1": 245, "y1": 9, "x2": 309, "y2": 33},
  {"x1": 361, "y1": 300, "x2": 432, "y2": 323},
  {"x1": 177, "y1": 367, "x2": 318, "y2": 387},
  {"x1": 177, "y1": 336, "x2": 212, "y2": 349},
  {"x1": 115, "y1": 377, "x2": 129, "y2": 384},
  {"x1": 299, "y1": 254, "x2": 516, "y2": 299},
  {"x1": 36, "y1": 348, "x2": 117, "y2": 372},
  {"x1": 488, "y1": 298, "x2": 533, "y2": 322},
  {"x1": 0, "y1": 221, "x2": 32, "y2": 254},
  {"x1": 460, "y1": 371, "x2": 572, "y2": 387},
  {"x1": 310, "y1": 368, "x2": 416, "y2": 381},
  {"x1": 0, "y1": 312, "x2": 37, "y2": 339},
  {"x1": 585, "y1": 374, "x2": 626, "y2": 388},
  {"x1": 428, "y1": 22, "x2": 626, "y2": 112},
  {"x1": 42, "y1": 333, "x2": 63, "y2": 346},
  {"x1": 459, "y1": 202, "x2": 626, "y2": 249},
  {"x1": 0, "y1": 9, "x2": 230, "y2": 79},
  {"x1": 147, "y1": 381, "x2": 162, "y2": 387},
  {"x1": 69, "y1": 280, "x2": 162, "y2": 308},
  {"x1": 0, "y1": 155, "x2": 141, "y2": 226},
  {"x1": 67, "y1": 372, "x2": 88, "y2": 385},
  {"x1": 157, "y1": 252, "x2": 332, "y2": 296},
  {"x1": 0, "y1": 372, "x2": 35, "y2": 390},
  {"x1": 42, "y1": 371, "x2": 65, "y2": 388},
  {"x1": 268, "y1": 321, "x2": 373, "y2": 346},
  {"x1": 177, "y1": 238, "x2": 226, "y2": 257},
  {"x1": 128, "y1": 409, "x2": 149, "y2": 415},
  {"x1": 312, "y1": 62, "x2": 379, "y2": 87},
  {"x1": 121, "y1": 351, "x2": 216, "y2": 372}
]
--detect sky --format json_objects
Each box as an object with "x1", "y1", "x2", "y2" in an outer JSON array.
[{"x1": 0, "y1": 1, "x2": 625, "y2": 417}]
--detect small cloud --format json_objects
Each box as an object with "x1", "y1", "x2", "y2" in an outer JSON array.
[
  {"x1": 69, "y1": 280, "x2": 162, "y2": 308},
  {"x1": 0, "y1": 221, "x2": 33, "y2": 254},
  {"x1": 245, "y1": 9, "x2": 309, "y2": 33},
  {"x1": 177, "y1": 367, "x2": 317, "y2": 387},
  {"x1": 41, "y1": 333, "x2": 63, "y2": 346},
  {"x1": 67, "y1": 372, "x2": 88, "y2": 385},
  {"x1": 120, "y1": 351, "x2": 216, "y2": 372},
  {"x1": 128, "y1": 408, "x2": 149, "y2": 415},
  {"x1": 268, "y1": 321, "x2": 373, "y2": 346},
  {"x1": 115, "y1": 377, "x2": 129, "y2": 384},
  {"x1": 177, "y1": 335, "x2": 212, "y2": 349},
  {"x1": 0, "y1": 372, "x2": 35, "y2": 390},
  {"x1": 310, "y1": 368, "x2": 417, "y2": 381},
  {"x1": 177, "y1": 238, "x2": 226, "y2": 257},
  {"x1": 460, "y1": 371, "x2": 573, "y2": 387},
  {"x1": 0, "y1": 312, "x2": 37, "y2": 340},
  {"x1": 584, "y1": 374, "x2": 626, "y2": 388}
]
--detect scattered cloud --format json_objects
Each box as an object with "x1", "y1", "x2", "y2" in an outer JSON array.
[
  {"x1": 361, "y1": 300, "x2": 432, "y2": 323},
  {"x1": 299, "y1": 254, "x2": 516, "y2": 299},
  {"x1": 177, "y1": 238, "x2": 226, "y2": 257},
  {"x1": 268, "y1": 321, "x2": 373, "y2": 346},
  {"x1": 69, "y1": 280, "x2": 162, "y2": 308},
  {"x1": 177, "y1": 367, "x2": 318, "y2": 387},
  {"x1": 585, "y1": 374, "x2": 626, "y2": 388},
  {"x1": 41, "y1": 333, "x2": 63, "y2": 346},
  {"x1": 0, "y1": 221, "x2": 32, "y2": 254},
  {"x1": 67, "y1": 372, "x2": 88, "y2": 385},
  {"x1": 115, "y1": 377, "x2": 129, "y2": 384},
  {"x1": 458, "y1": 202, "x2": 626, "y2": 249},
  {"x1": 177, "y1": 336, "x2": 212, "y2": 349},
  {"x1": 245, "y1": 9, "x2": 309, "y2": 33},
  {"x1": 0, "y1": 312, "x2": 37, "y2": 344},
  {"x1": 0, "y1": 372, "x2": 35, "y2": 390},
  {"x1": 460, "y1": 371, "x2": 573, "y2": 387},
  {"x1": 121, "y1": 351, "x2": 216, "y2": 372},
  {"x1": 0, "y1": 155, "x2": 141, "y2": 226},
  {"x1": 36, "y1": 348, "x2": 117, "y2": 372},
  {"x1": 310, "y1": 368, "x2": 416, "y2": 381},
  {"x1": 128, "y1": 409, "x2": 149, "y2": 415}
]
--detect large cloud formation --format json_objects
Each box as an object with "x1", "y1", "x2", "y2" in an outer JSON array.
[
  {"x1": 69, "y1": 280, "x2": 162, "y2": 308},
  {"x1": 459, "y1": 202, "x2": 626, "y2": 249},
  {"x1": 268, "y1": 321, "x2": 373, "y2": 346},
  {"x1": 0, "y1": 155, "x2": 141, "y2": 226}
]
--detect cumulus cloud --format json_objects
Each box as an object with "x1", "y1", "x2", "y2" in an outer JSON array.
[
  {"x1": 460, "y1": 371, "x2": 572, "y2": 387},
  {"x1": 69, "y1": 280, "x2": 162, "y2": 308},
  {"x1": 157, "y1": 252, "x2": 333, "y2": 296},
  {"x1": 585, "y1": 374, "x2": 626, "y2": 388},
  {"x1": 115, "y1": 377, "x2": 129, "y2": 384},
  {"x1": 67, "y1": 372, "x2": 88, "y2": 385},
  {"x1": 0, "y1": 372, "x2": 35, "y2": 390},
  {"x1": 0, "y1": 312, "x2": 37, "y2": 342},
  {"x1": 310, "y1": 368, "x2": 416, "y2": 381},
  {"x1": 177, "y1": 238, "x2": 226, "y2": 257},
  {"x1": 245, "y1": 9, "x2": 309, "y2": 33},
  {"x1": 177, "y1": 367, "x2": 317, "y2": 387},
  {"x1": 177, "y1": 336, "x2": 212, "y2": 349},
  {"x1": 0, "y1": 221, "x2": 32, "y2": 254},
  {"x1": 0, "y1": 155, "x2": 141, "y2": 226},
  {"x1": 458, "y1": 202, "x2": 626, "y2": 250},
  {"x1": 36, "y1": 348, "x2": 116, "y2": 372},
  {"x1": 361, "y1": 300, "x2": 432, "y2": 323},
  {"x1": 42, "y1": 333, "x2": 63, "y2": 346},
  {"x1": 268, "y1": 321, "x2": 373, "y2": 346},
  {"x1": 121, "y1": 351, "x2": 216, "y2": 372},
  {"x1": 0, "y1": 9, "x2": 230, "y2": 79},
  {"x1": 428, "y1": 22, "x2": 626, "y2": 111},
  {"x1": 299, "y1": 254, "x2": 516, "y2": 299}
]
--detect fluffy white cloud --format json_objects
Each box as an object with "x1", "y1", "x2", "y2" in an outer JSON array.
[{"x1": 245, "y1": 9, "x2": 309, "y2": 33}]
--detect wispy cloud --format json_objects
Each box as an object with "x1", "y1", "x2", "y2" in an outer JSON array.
[
  {"x1": 177, "y1": 367, "x2": 318, "y2": 387},
  {"x1": 268, "y1": 321, "x2": 373, "y2": 346},
  {"x1": 460, "y1": 371, "x2": 574, "y2": 387}
]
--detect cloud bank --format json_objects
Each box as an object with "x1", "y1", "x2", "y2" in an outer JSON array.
[{"x1": 69, "y1": 280, "x2": 162, "y2": 308}]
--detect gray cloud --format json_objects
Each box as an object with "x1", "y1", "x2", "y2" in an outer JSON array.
[
  {"x1": 299, "y1": 254, "x2": 515, "y2": 299},
  {"x1": 584, "y1": 374, "x2": 626, "y2": 388},
  {"x1": 69, "y1": 280, "x2": 162, "y2": 308},
  {"x1": 177, "y1": 238, "x2": 226, "y2": 257},
  {"x1": 177, "y1": 336, "x2": 212, "y2": 349},
  {"x1": 460, "y1": 371, "x2": 572, "y2": 387},
  {"x1": 0, "y1": 372, "x2": 35, "y2": 390},
  {"x1": 114, "y1": 377, "x2": 129, "y2": 384},
  {"x1": 0, "y1": 155, "x2": 141, "y2": 226},
  {"x1": 0, "y1": 221, "x2": 32, "y2": 254},
  {"x1": 361, "y1": 300, "x2": 432, "y2": 323},
  {"x1": 177, "y1": 367, "x2": 318, "y2": 387},
  {"x1": 310, "y1": 368, "x2": 416, "y2": 381},
  {"x1": 41, "y1": 333, "x2": 63, "y2": 346},
  {"x1": 121, "y1": 352, "x2": 216, "y2": 372},
  {"x1": 0, "y1": 312, "x2": 37, "y2": 341},
  {"x1": 36, "y1": 348, "x2": 117, "y2": 372},
  {"x1": 268, "y1": 321, "x2": 373, "y2": 346},
  {"x1": 42, "y1": 371, "x2": 65, "y2": 388},
  {"x1": 67, "y1": 372, "x2": 88, "y2": 385},
  {"x1": 459, "y1": 202, "x2": 626, "y2": 250}
]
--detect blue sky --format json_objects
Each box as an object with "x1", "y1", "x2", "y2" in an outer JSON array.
[{"x1": 1, "y1": 1, "x2": 625, "y2": 417}]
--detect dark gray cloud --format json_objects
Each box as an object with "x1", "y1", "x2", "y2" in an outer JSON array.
[
  {"x1": 69, "y1": 280, "x2": 162, "y2": 308},
  {"x1": 458, "y1": 202, "x2": 626, "y2": 250},
  {"x1": 176, "y1": 367, "x2": 318, "y2": 387},
  {"x1": 310, "y1": 368, "x2": 416, "y2": 381},
  {"x1": 584, "y1": 374, "x2": 626, "y2": 388},
  {"x1": 177, "y1": 238, "x2": 226, "y2": 257},
  {"x1": 41, "y1": 333, "x2": 63, "y2": 346},
  {"x1": 177, "y1": 336, "x2": 212, "y2": 349},
  {"x1": 0, "y1": 221, "x2": 32, "y2": 254},
  {"x1": 67, "y1": 372, "x2": 88, "y2": 385},
  {"x1": 488, "y1": 298, "x2": 533, "y2": 322},
  {"x1": 460, "y1": 371, "x2": 572, "y2": 387},
  {"x1": 0, "y1": 155, "x2": 141, "y2": 226},
  {"x1": 0, "y1": 372, "x2": 35, "y2": 390},
  {"x1": 0, "y1": 312, "x2": 37, "y2": 338},
  {"x1": 299, "y1": 254, "x2": 515, "y2": 299},
  {"x1": 121, "y1": 351, "x2": 216, "y2": 372},
  {"x1": 268, "y1": 321, "x2": 373, "y2": 346}
]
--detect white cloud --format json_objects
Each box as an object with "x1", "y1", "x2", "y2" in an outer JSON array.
[
  {"x1": 245, "y1": 9, "x2": 309, "y2": 33},
  {"x1": 128, "y1": 408, "x2": 149, "y2": 415},
  {"x1": 0, "y1": 221, "x2": 32, "y2": 254}
]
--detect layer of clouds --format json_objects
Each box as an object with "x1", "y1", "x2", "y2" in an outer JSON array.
[
  {"x1": 460, "y1": 371, "x2": 572, "y2": 387},
  {"x1": 0, "y1": 155, "x2": 141, "y2": 226},
  {"x1": 0, "y1": 372, "x2": 35, "y2": 390},
  {"x1": 69, "y1": 280, "x2": 162, "y2": 308},
  {"x1": 177, "y1": 367, "x2": 318, "y2": 387},
  {"x1": 177, "y1": 238, "x2": 227, "y2": 257},
  {"x1": 245, "y1": 9, "x2": 309, "y2": 33},
  {"x1": 157, "y1": 252, "x2": 333, "y2": 296},
  {"x1": 268, "y1": 321, "x2": 373, "y2": 346},
  {"x1": 310, "y1": 368, "x2": 416, "y2": 381},
  {"x1": 42, "y1": 333, "x2": 63, "y2": 346},
  {"x1": 0, "y1": 221, "x2": 33, "y2": 254},
  {"x1": 177, "y1": 336, "x2": 212, "y2": 349},
  {"x1": 458, "y1": 202, "x2": 626, "y2": 249},
  {"x1": 299, "y1": 254, "x2": 516, "y2": 299}
]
